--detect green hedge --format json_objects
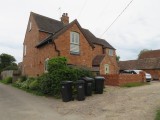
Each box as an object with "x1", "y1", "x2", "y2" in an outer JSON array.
[
  {"x1": 38, "y1": 57, "x2": 93, "y2": 97},
  {"x1": 13, "y1": 57, "x2": 93, "y2": 98}
]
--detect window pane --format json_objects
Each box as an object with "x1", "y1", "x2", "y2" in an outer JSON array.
[
  {"x1": 70, "y1": 44, "x2": 79, "y2": 53},
  {"x1": 70, "y1": 32, "x2": 79, "y2": 44},
  {"x1": 75, "y1": 33, "x2": 79, "y2": 44},
  {"x1": 109, "y1": 49, "x2": 113, "y2": 56}
]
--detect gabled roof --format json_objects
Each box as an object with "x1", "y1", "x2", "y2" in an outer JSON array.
[
  {"x1": 32, "y1": 12, "x2": 115, "y2": 49},
  {"x1": 32, "y1": 12, "x2": 64, "y2": 33},
  {"x1": 118, "y1": 60, "x2": 137, "y2": 70},
  {"x1": 92, "y1": 54, "x2": 105, "y2": 66},
  {"x1": 139, "y1": 50, "x2": 160, "y2": 59},
  {"x1": 82, "y1": 29, "x2": 115, "y2": 49},
  {"x1": 118, "y1": 58, "x2": 160, "y2": 70}
]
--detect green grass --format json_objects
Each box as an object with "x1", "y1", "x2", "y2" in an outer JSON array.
[
  {"x1": 121, "y1": 82, "x2": 150, "y2": 87},
  {"x1": 0, "y1": 79, "x2": 8, "y2": 84},
  {"x1": 155, "y1": 109, "x2": 160, "y2": 120}
]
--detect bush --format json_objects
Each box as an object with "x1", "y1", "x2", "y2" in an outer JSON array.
[
  {"x1": 39, "y1": 74, "x2": 54, "y2": 95},
  {"x1": 29, "y1": 79, "x2": 39, "y2": 90},
  {"x1": 20, "y1": 77, "x2": 35, "y2": 89},
  {"x1": 3, "y1": 77, "x2": 12, "y2": 84},
  {"x1": 20, "y1": 75, "x2": 27, "y2": 82},
  {"x1": 13, "y1": 79, "x2": 22, "y2": 87},
  {"x1": 38, "y1": 57, "x2": 93, "y2": 97}
]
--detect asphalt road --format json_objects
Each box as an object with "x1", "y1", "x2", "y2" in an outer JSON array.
[{"x1": 0, "y1": 83, "x2": 68, "y2": 120}]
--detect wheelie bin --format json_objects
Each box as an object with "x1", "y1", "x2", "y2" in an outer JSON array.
[
  {"x1": 61, "y1": 81, "x2": 73, "y2": 102},
  {"x1": 94, "y1": 76, "x2": 105, "y2": 94},
  {"x1": 75, "y1": 80, "x2": 85, "y2": 101}
]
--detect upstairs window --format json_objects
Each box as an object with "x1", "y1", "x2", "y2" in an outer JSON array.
[
  {"x1": 109, "y1": 49, "x2": 114, "y2": 56},
  {"x1": 44, "y1": 58, "x2": 49, "y2": 72},
  {"x1": 70, "y1": 32, "x2": 80, "y2": 54},
  {"x1": 28, "y1": 22, "x2": 32, "y2": 31}
]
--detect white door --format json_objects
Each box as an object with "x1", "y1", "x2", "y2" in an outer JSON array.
[{"x1": 105, "y1": 64, "x2": 109, "y2": 74}]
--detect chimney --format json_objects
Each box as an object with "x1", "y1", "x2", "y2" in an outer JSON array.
[{"x1": 61, "y1": 13, "x2": 69, "y2": 25}]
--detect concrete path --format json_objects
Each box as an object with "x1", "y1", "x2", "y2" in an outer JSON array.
[{"x1": 1, "y1": 82, "x2": 160, "y2": 120}]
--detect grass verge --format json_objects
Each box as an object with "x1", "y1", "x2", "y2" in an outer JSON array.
[
  {"x1": 155, "y1": 109, "x2": 160, "y2": 120},
  {"x1": 121, "y1": 82, "x2": 150, "y2": 87}
]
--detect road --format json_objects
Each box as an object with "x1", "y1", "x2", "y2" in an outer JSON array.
[{"x1": 1, "y1": 82, "x2": 160, "y2": 120}]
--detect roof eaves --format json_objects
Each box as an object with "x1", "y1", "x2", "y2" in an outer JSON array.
[{"x1": 36, "y1": 34, "x2": 53, "y2": 48}]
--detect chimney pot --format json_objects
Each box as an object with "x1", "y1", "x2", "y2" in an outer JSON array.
[{"x1": 61, "y1": 13, "x2": 69, "y2": 25}]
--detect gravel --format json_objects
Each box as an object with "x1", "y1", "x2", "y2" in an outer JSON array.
[{"x1": 1, "y1": 81, "x2": 160, "y2": 120}]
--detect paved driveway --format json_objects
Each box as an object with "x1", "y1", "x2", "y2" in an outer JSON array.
[{"x1": 1, "y1": 82, "x2": 160, "y2": 120}]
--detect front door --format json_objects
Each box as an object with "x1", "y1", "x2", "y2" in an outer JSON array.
[{"x1": 105, "y1": 64, "x2": 109, "y2": 74}]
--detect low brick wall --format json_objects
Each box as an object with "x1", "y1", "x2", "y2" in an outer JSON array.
[{"x1": 101, "y1": 74, "x2": 145, "y2": 86}]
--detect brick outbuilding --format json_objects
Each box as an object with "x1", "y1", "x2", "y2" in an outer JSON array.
[
  {"x1": 119, "y1": 50, "x2": 160, "y2": 80},
  {"x1": 22, "y1": 12, "x2": 118, "y2": 77}
]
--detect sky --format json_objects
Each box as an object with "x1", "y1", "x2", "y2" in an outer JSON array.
[{"x1": 0, "y1": 0, "x2": 160, "y2": 63}]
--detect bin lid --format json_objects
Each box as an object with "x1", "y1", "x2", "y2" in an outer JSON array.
[
  {"x1": 75, "y1": 80, "x2": 85, "y2": 84},
  {"x1": 61, "y1": 81, "x2": 73, "y2": 85},
  {"x1": 95, "y1": 76, "x2": 105, "y2": 80},
  {"x1": 82, "y1": 77, "x2": 94, "y2": 81}
]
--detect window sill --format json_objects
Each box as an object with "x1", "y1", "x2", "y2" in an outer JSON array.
[{"x1": 70, "y1": 52, "x2": 80, "y2": 56}]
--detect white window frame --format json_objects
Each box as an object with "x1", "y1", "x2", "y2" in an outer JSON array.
[
  {"x1": 44, "y1": 58, "x2": 49, "y2": 72},
  {"x1": 109, "y1": 49, "x2": 114, "y2": 56},
  {"x1": 29, "y1": 22, "x2": 32, "y2": 31},
  {"x1": 24, "y1": 45, "x2": 26, "y2": 56},
  {"x1": 105, "y1": 64, "x2": 109, "y2": 74},
  {"x1": 70, "y1": 32, "x2": 80, "y2": 54}
]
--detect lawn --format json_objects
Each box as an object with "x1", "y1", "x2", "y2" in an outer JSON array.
[
  {"x1": 121, "y1": 82, "x2": 150, "y2": 87},
  {"x1": 155, "y1": 109, "x2": 160, "y2": 120}
]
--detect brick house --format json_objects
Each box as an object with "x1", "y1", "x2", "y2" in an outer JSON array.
[
  {"x1": 118, "y1": 50, "x2": 160, "y2": 80},
  {"x1": 22, "y1": 12, "x2": 118, "y2": 77}
]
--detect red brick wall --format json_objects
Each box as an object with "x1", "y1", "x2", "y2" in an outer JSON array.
[
  {"x1": 22, "y1": 14, "x2": 39, "y2": 76},
  {"x1": 92, "y1": 44, "x2": 103, "y2": 58},
  {"x1": 55, "y1": 23, "x2": 93, "y2": 68},
  {"x1": 100, "y1": 51, "x2": 119, "y2": 74},
  {"x1": 144, "y1": 70, "x2": 160, "y2": 80},
  {"x1": 102, "y1": 74, "x2": 144, "y2": 86},
  {"x1": 39, "y1": 31, "x2": 50, "y2": 42}
]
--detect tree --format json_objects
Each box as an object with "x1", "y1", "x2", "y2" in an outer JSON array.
[
  {"x1": 138, "y1": 49, "x2": 151, "y2": 59},
  {"x1": 116, "y1": 55, "x2": 120, "y2": 62},
  {"x1": 0, "y1": 53, "x2": 17, "y2": 72}
]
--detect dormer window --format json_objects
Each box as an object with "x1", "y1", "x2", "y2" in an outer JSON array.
[
  {"x1": 70, "y1": 32, "x2": 80, "y2": 54},
  {"x1": 28, "y1": 22, "x2": 32, "y2": 31},
  {"x1": 109, "y1": 49, "x2": 114, "y2": 56}
]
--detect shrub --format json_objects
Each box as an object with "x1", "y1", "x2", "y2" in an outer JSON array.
[
  {"x1": 13, "y1": 79, "x2": 22, "y2": 87},
  {"x1": 20, "y1": 77, "x2": 35, "y2": 89},
  {"x1": 29, "y1": 79, "x2": 39, "y2": 90},
  {"x1": 20, "y1": 75, "x2": 27, "y2": 82},
  {"x1": 39, "y1": 74, "x2": 54, "y2": 95},
  {"x1": 38, "y1": 57, "x2": 93, "y2": 97},
  {"x1": 3, "y1": 77, "x2": 12, "y2": 84}
]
